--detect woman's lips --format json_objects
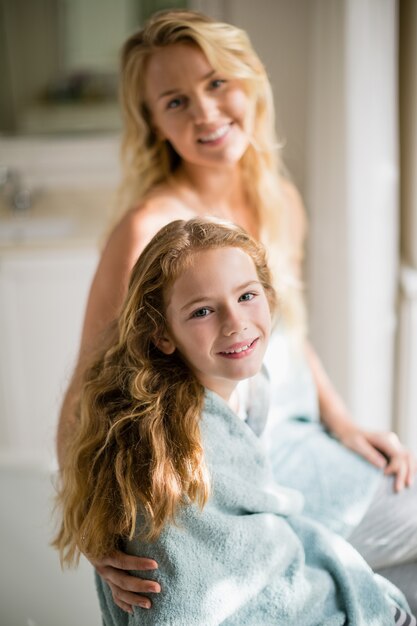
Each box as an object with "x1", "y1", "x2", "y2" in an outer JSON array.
[{"x1": 197, "y1": 123, "x2": 231, "y2": 144}]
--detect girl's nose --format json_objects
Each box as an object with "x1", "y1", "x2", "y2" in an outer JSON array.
[{"x1": 221, "y1": 307, "x2": 247, "y2": 336}]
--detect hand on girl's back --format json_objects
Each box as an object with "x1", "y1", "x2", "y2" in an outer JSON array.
[{"x1": 91, "y1": 550, "x2": 160, "y2": 613}]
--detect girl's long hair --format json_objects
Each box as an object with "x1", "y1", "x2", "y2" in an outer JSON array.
[
  {"x1": 117, "y1": 9, "x2": 305, "y2": 331},
  {"x1": 52, "y1": 218, "x2": 276, "y2": 567}
]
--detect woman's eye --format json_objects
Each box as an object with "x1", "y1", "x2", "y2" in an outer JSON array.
[
  {"x1": 191, "y1": 307, "x2": 211, "y2": 318},
  {"x1": 167, "y1": 96, "x2": 184, "y2": 110},
  {"x1": 210, "y1": 78, "x2": 226, "y2": 90},
  {"x1": 239, "y1": 292, "x2": 255, "y2": 302}
]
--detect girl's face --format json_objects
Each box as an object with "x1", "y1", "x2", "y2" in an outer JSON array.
[
  {"x1": 157, "y1": 247, "x2": 272, "y2": 402},
  {"x1": 145, "y1": 43, "x2": 253, "y2": 169}
]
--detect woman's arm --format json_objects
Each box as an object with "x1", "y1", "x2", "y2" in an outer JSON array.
[
  {"x1": 281, "y1": 178, "x2": 416, "y2": 493},
  {"x1": 56, "y1": 205, "x2": 180, "y2": 611},
  {"x1": 56, "y1": 210, "x2": 148, "y2": 466},
  {"x1": 304, "y1": 337, "x2": 416, "y2": 493},
  {"x1": 56, "y1": 202, "x2": 184, "y2": 466}
]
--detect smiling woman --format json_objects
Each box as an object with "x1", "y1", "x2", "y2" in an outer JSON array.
[{"x1": 144, "y1": 44, "x2": 252, "y2": 168}]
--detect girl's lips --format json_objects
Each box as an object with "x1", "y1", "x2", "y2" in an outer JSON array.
[{"x1": 218, "y1": 337, "x2": 259, "y2": 359}]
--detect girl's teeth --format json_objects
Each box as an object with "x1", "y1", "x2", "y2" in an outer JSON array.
[
  {"x1": 199, "y1": 125, "x2": 229, "y2": 143},
  {"x1": 226, "y1": 344, "x2": 249, "y2": 354}
]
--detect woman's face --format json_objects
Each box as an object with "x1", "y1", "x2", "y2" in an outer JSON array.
[{"x1": 144, "y1": 43, "x2": 253, "y2": 169}]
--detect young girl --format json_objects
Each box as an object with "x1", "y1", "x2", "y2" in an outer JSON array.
[
  {"x1": 53, "y1": 217, "x2": 413, "y2": 626},
  {"x1": 55, "y1": 8, "x2": 417, "y2": 613}
]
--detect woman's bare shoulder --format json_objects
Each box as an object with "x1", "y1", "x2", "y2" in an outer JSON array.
[
  {"x1": 108, "y1": 188, "x2": 196, "y2": 259},
  {"x1": 80, "y1": 190, "x2": 196, "y2": 349}
]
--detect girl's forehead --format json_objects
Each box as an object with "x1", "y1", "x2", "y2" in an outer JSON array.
[{"x1": 168, "y1": 246, "x2": 257, "y2": 289}]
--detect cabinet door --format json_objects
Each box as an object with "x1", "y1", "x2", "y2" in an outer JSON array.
[{"x1": 0, "y1": 248, "x2": 98, "y2": 467}]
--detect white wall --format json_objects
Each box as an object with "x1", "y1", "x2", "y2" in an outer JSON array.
[{"x1": 306, "y1": 0, "x2": 399, "y2": 431}]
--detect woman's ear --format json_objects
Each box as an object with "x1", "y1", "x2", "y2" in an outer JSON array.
[{"x1": 153, "y1": 332, "x2": 176, "y2": 355}]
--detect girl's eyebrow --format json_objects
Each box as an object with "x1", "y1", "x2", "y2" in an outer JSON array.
[
  {"x1": 158, "y1": 70, "x2": 216, "y2": 101},
  {"x1": 180, "y1": 280, "x2": 261, "y2": 312}
]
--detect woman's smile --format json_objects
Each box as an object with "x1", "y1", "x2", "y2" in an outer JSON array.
[{"x1": 197, "y1": 123, "x2": 232, "y2": 144}]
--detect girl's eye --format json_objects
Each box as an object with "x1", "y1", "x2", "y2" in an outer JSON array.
[
  {"x1": 239, "y1": 292, "x2": 255, "y2": 302},
  {"x1": 167, "y1": 96, "x2": 185, "y2": 110},
  {"x1": 191, "y1": 307, "x2": 211, "y2": 318}
]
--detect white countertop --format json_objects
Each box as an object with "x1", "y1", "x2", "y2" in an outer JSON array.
[{"x1": 0, "y1": 188, "x2": 113, "y2": 252}]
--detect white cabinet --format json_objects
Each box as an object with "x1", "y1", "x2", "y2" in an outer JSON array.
[{"x1": 0, "y1": 246, "x2": 98, "y2": 467}]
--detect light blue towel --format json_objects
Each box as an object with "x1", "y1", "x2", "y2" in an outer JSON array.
[
  {"x1": 95, "y1": 390, "x2": 407, "y2": 625},
  {"x1": 261, "y1": 329, "x2": 382, "y2": 538}
]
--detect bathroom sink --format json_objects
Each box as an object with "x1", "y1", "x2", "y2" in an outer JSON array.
[{"x1": 0, "y1": 215, "x2": 75, "y2": 243}]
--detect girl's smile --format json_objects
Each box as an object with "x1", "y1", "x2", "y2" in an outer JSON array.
[
  {"x1": 218, "y1": 337, "x2": 259, "y2": 358},
  {"x1": 157, "y1": 246, "x2": 272, "y2": 402}
]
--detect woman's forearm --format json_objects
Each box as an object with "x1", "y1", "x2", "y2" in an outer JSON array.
[{"x1": 304, "y1": 340, "x2": 356, "y2": 438}]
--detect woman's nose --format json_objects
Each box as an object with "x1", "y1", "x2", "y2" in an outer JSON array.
[{"x1": 189, "y1": 94, "x2": 217, "y2": 123}]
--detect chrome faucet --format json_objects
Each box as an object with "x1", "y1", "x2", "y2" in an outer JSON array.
[{"x1": 0, "y1": 165, "x2": 33, "y2": 211}]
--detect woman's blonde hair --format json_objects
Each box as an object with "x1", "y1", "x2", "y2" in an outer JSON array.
[
  {"x1": 53, "y1": 217, "x2": 276, "y2": 567},
  {"x1": 118, "y1": 9, "x2": 305, "y2": 331},
  {"x1": 119, "y1": 10, "x2": 279, "y2": 214}
]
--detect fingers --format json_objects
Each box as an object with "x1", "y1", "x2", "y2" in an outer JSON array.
[
  {"x1": 343, "y1": 432, "x2": 387, "y2": 469},
  {"x1": 408, "y1": 454, "x2": 417, "y2": 485},
  {"x1": 97, "y1": 564, "x2": 161, "y2": 595},
  {"x1": 356, "y1": 440, "x2": 387, "y2": 469},
  {"x1": 385, "y1": 456, "x2": 407, "y2": 492},
  {"x1": 113, "y1": 594, "x2": 135, "y2": 615},
  {"x1": 92, "y1": 550, "x2": 161, "y2": 614},
  {"x1": 364, "y1": 431, "x2": 401, "y2": 459},
  {"x1": 341, "y1": 427, "x2": 417, "y2": 494},
  {"x1": 107, "y1": 580, "x2": 155, "y2": 613},
  {"x1": 99, "y1": 551, "x2": 158, "y2": 572},
  {"x1": 384, "y1": 449, "x2": 416, "y2": 492}
]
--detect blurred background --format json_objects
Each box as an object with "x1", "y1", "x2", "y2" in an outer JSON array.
[{"x1": 0, "y1": 0, "x2": 416, "y2": 624}]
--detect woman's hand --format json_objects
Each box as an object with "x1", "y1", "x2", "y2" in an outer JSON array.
[
  {"x1": 91, "y1": 551, "x2": 161, "y2": 613},
  {"x1": 304, "y1": 342, "x2": 417, "y2": 492},
  {"x1": 338, "y1": 426, "x2": 417, "y2": 492}
]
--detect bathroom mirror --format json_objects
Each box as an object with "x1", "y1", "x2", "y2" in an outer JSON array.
[{"x1": 0, "y1": 0, "x2": 187, "y2": 136}]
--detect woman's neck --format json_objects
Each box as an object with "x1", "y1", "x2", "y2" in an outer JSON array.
[{"x1": 172, "y1": 163, "x2": 257, "y2": 235}]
